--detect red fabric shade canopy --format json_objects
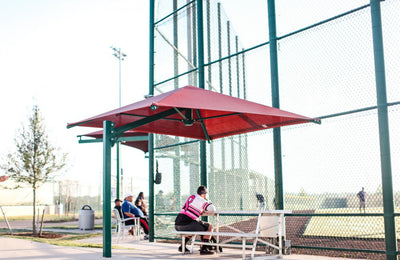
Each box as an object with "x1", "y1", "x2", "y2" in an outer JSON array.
[
  {"x1": 82, "y1": 130, "x2": 149, "y2": 153},
  {"x1": 67, "y1": 86, "x2": 319, "y2": 141}
]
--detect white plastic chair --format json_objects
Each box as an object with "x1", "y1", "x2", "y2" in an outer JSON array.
[{"x1": 113, "y1": 208, "x2": 140, "y2": 243}]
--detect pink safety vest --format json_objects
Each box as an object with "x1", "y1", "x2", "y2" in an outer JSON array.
[{"x1": 179, "y1": 194, "x2": 212, "y2": 220}]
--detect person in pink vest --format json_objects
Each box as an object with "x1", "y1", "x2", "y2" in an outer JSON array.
[{"x1": 175, "y1": 185, "x2": 216, "y2": 255}]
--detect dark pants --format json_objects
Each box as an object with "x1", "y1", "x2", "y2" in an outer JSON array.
[
  {"x1": 175, "y1": 220, "x2": 209, "y2": 231},
  {"x1": 125, "y1": 217, "x2": 149, "y2": 235}
]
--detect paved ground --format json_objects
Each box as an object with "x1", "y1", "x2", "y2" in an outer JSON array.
[
  {"x1": 0, "y1": 235, "x2": 365, "y2": 260},
  {"x1": 0, "y1": 220, "x2": 365, "y2": 260}
]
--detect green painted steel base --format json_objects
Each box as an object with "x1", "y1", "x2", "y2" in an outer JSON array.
[{"x1": 102, "y1": 121, "x2": 114, "y2": 257}]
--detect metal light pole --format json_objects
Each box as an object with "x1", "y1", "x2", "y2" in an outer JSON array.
[
  {"x1": 111, "y1": 46, "x2": 127, "y2": 107},
  {"x1": 111, "y1": 46, "x2": 127, "y2": 199}
]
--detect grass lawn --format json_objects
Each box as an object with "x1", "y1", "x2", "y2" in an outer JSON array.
[{"x1": 303, "y1": 207, "x2": 400, "y2": 238}]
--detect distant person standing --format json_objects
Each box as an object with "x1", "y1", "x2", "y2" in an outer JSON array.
[
  {"x1": 255, "y1": 192, "x2": 265, "y2": 210},
  {"x1": 357, "y1": 187, "x2": 366, "y2": 213}
]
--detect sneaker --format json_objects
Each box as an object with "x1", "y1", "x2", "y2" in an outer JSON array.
[
  {"x1": 144, "y1": 234, "x2": 149, "y2": 240},
  {"x1": 200, "y1": 248, "x2": 215, "y2": 255},
  {"x1": 178, "y1": 245, "x2": 190, "y2": 253}
]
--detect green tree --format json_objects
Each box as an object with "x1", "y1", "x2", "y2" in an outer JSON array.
[{"x1": 1, "y1": 105, "x2": 67, "y2": 235}]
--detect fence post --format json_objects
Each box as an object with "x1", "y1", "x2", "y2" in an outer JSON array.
[
  {"x1": 267, "y1": 0, "x2": 284, "y2": 210},
  {"x1": 103, "y1": 120, "x2": 114, "y2": 257},
  {"x1": 370, "y1": 0, "x2": 397, "y2": 259},
  {"x1": 148, "y1": 0, "x2": 155, "y2": 243},
  {"x1": 197, "y1": 0, "x2": 207, "y2": 188}
]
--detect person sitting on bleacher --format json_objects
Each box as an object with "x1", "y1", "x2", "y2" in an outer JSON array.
[{"x1": 174, "y1": 185, "x2": 216, "y2": 255}]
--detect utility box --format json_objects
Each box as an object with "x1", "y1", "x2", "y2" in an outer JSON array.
[{"x1": 79, "y1": 205, "x2": 95, "y2": 230}]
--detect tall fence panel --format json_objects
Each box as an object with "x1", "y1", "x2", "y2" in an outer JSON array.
[{"x1": 151, "y1": 0, "x2": 400, "y2": 258}]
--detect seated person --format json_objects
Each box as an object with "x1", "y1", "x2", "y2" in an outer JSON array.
[
  {"x1": 135, "y1": 192, "x2": 148, "y2": 216},
  {"x1": 122, "y1": 193, "x2": 149, "y2": 239},
  {"x1": 175, "y1": 185, "x2": 216, "y2": 255},
  {"x1": 114, "y1": 198, "x2": 123, "y2": 218}
]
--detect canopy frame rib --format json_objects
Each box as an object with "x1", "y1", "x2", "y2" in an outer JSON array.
[
  {"x1": 198, "y1": 112, "x2": 242, "y2": 121},
  {"x1": 238, "y1": 114, "x2": 260, "y2": 128},
  {"x1": 115, "y1": 108, "x2": 181, "y2": 136},
  {"x1": 173, "y1": 107, "x2": 187, "y2": 120},
  {"x1": 266, "y1": 118, "x2": 320, "y2": 128},
  {"x1": 78, "y1": 135, "x2": 148, "y2": 144},
  {"x1": 195, "y1": 109, "x2": 211, "y2": 143},
  {"x1": 120, "y1": 112, "x2": 183, "y2": 122},
  {"x1": 67, "y1": 119, "x2": 98, "y2": 129}
]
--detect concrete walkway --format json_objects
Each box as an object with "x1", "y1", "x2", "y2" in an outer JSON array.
[
  {"x1": 0, "y1": 220, "x2": 365, "y2": 259},
  {"x1": 0, "y1": 235, "x2": 365, "y2": 260}
]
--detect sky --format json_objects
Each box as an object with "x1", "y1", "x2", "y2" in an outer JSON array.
[
  {"x1": 0, "y1": 0, "x2": 280, "y2": 197},
  {"x1": 1, "y1": 0, "x2": 393, "y2": 198},
  {"x1": 0, "y1": 1, "x2": 151, "y2": 194}
]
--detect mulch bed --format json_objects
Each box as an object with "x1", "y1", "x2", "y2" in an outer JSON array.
[{"x1": 44, "y1": 219, "x2": 78, "y2": 224}]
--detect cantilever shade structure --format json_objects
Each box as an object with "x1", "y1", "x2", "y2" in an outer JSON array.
[
  {"x1": 67, "y1": 85, "x2": 320, "y2": 258},
  {"x1": 80, "y1": 130, "x2": 149, "y2": 153},
  {"x1": 67, "y1": 85, "x2": 319, "y2": 139}
]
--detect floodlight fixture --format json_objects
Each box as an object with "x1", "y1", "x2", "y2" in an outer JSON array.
[
  {"x1": 111, "y1": 46, "x2": 127, "y2": 60},
  {"x1": 110, "y1": 46, "x2": 127, "y2": 107}
]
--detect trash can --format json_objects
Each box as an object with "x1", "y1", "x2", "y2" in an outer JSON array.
[{"x1": 79, "y1": 205, "x2": 95, "y2": 230}]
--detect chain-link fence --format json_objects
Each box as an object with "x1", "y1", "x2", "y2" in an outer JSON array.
[
  {"x1": 0, "y1": 179, "x2": 101, "y2": 218},
  {"x1": 151, "y1": 0, "x2": 400, "y2": 258}
]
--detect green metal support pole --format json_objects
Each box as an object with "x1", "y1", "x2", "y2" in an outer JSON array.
[
  {"x1": 235, "y1": 36, "x2": 243, "y2": 170},
  {"x1": 217, "y1": 2, "x2": 227, "y2": 207},
  {"x1": 148, "y1": 0, "x2": 155, "y2": 243},
  {"x1": 267, "y1": 0, "x2": 284, "y2": 210},
  {"x1": 116, "y1": 142, "x2": 120, "y2": 199},
  {"x1": 102, "y1": 120, "x2": 114, "y2": 257},
  {"x1": 197, "y1": 0, "x2": 207, "y2": 187},
  {"x1": 242, "y1": 50, "x2": 249, "y2": 169},
  {"x1": 206, "y1": 0, "x2": 211, "y2": 92},
  {"x1": 173, "y1": 0, "x2": 181, "y2": 211},
  {"x1": 227, "y1": 21, "x2": 235, "y2": 171},
  {"x1": 227, "y1": 21, "x2": 232, "y2": 96},
  {"x1": 206, "y1": 0, "x2": 215, "y2": 198},
  {"x1": 217, "y1": 3, "x2": 225, "y2": 173},
  {"x1": 173, "y1": 0, "x2": 179, "y2": 88},
  {"x1": 148, "y1": 133, "x2": 155, "y2": 242},
  {"x1": 370, "y1": 0, "x2": 397, "y2": 258}
]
